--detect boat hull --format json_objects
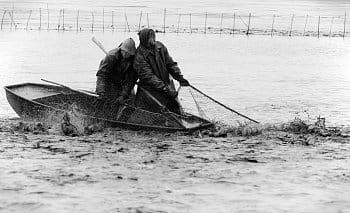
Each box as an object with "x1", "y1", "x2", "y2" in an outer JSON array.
[{"x1": 4, "y1": 83, "x2": 213, "y2": 132}]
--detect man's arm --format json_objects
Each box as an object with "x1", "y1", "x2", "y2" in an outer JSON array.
[
  {"x1": 95, "y1": 54, "x2": 114, "y2": 95},
  {"x1": 134, "y1": 54, "x2": 167, "y2": 91},
  {"x1": 121, "y1": 65, "x2": 138, "y2": 98},
  {"x1": 162, "y1": 43, "x2": 190, "y2": 86}
]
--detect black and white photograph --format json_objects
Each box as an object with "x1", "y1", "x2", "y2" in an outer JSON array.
[{"x1": 0, "y1": 0, "x2": 350, "y2": 212}]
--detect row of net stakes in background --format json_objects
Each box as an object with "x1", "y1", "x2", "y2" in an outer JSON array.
[{"x1": 0, "y1": 6, "x2": 349, "y2": 38}]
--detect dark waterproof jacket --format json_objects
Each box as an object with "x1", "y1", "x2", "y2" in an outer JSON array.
[
  {"x1": 96, "y1": 48, "x2": 137, "y2": 99},
  {"x1": 133, "y1": 41, "x2": 183, "y2": 114}
]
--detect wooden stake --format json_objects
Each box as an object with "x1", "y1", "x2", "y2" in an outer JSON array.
[
  {"x1": 189, "y1": 13, "x2": 192, "y2": 33},
  {"x1": 177, "y1": 13, "x2": 181, "y2": 34},
  {"x1": 39, "y1": 8, "x2": 42, "y2": 31},
  {"x1": 317, "y1": 16, "x2": 320, "y2": 38},
  {"x1": 289, "y1": 14, "x2": 294, "y2": 37},
  {"x1": 303, "y1": 14, "x2": 308, "y2": 36},
  {"x1": 76, "y1": 10, "x2": 79, "y2": 32},
  {"x1": 138, "y1": 10, "x2": 142, "y2": 31},
  {"x1": 232, "y1": 13, "x2": 235, "y2": 35},
  {"x1": 58, "y1": 9, "x2": 62, "y2": 31},
  {"x1": 62, "y1": 9, "x2": 65, "y2": 30},
  {"x1": 26, "y1": 10, "x2": 32, "y2": 30},
  {"x1": 204, "y1": 11, "x2": 207, "y2": 34},
  {"x1": 9, "y1": 8, "x2": 12, "y2": 30},
  {"x1": 163, "y1": 8, "x2": 166, "y2": 33},
  {"x1": 246, "y1": 13, "x2": 251, "y2": 35},
  {"x1": 91, "y1": 11, "x2": 94, "y2": 32},
  {"x1": 147, "y1": 12, "x2": 149, "y2": 28},
  {"x1": 112, "y1": 11, "x2": 114, "y2": 31},
  {"x1": 220, "y1": 13, "x2": 223, "y2": 35},
  {"x1": 329, "y1": 16, "x2": 334, "y2": 38},
  {"x1": 102, "y1": 8, "x2": 105, "y2": 32},
  {"x1": 343, "y1": 12, "x2": 346, "y2": 38},
  {"x1": 1, "y1": 10, "x2": 6, "y2": 30},
  {"x1": 47, "y1": 3, "x2": 49, "y2": 30},
  {"x1": 10, "y1": 5, "x2": 16, "y2": 30},
  {"x1": 271, "y1": 14, "x2": 275, "y2": 37},
  {"x1": 124, "y1": 13, "x2": 130, "y2": 32}
]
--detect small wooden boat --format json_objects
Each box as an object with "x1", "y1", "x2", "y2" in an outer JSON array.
[{"x1": 4, "y1": 82, "x2": 213, "y2": 132}]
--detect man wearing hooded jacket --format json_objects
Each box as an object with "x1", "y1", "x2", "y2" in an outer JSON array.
[
  {"x1": 95, "y1": 38, "x2": 138, "y2": 104},
  {"x1": 133, "y1": 28, "x2": 190, "y2": 114}
]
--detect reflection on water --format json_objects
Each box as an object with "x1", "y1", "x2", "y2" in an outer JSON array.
[{"x1": 1, "y1": 31, "x2": 350, "y2": 126}]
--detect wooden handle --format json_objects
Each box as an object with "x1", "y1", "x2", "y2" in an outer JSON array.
[{"x1": 92, "y1": 36, "x2": 108, "y2": 55}]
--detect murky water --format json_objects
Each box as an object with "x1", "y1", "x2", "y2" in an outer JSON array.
[{"x1": 1, "y1": 1, "x2": 350, "y2": 212}]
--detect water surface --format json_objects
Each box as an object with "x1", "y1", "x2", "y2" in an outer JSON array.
[{"x1": 1, "y1": 31, "x2": 350, "y2": 126}]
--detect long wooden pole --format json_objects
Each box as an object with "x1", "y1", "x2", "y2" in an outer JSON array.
[
  {"x1": 10, "y1": 5, "x2": 16, "y2": 30},
  {"x1": 112, "y1": 11, "x2": 114, "y2": 31},
  {"x1": 1, "y1": 10, "x2": 6, "y2": 31},
  {"x1": 62, "y1": 8, "x2": 65, "y2": 30},
  {"x1": 138, "y1": 10, "x2": 142, "y2": 31},
  {"x1": 39, "y1": 8, "x2": 42, "y2": 31},
  {"x1": 289, "y1": 14, "x2": 294, "y2": 37},
  {"x1": 124, "y1": 13, "x2": 130, "y2": 32},
  {"x1": 329, "y1": 16, "x2": 334, "y2": 38},
  {"x1": 26, "y1": 10, "x2": 32, "y2": 30},
  {"x1": 147, "y1": 12, "x2": 149, "y2": 28},
  {"x1": 189, "y1": 85, "x2": 259, "y2": 123},
  {"x1": 204, "y1": 11, "x2": 207, "y2": 33},
  {"x1": 163, "y1": 8, "x2": 166, "y2": 33},
  {"x1": 9, "y1": 8, "x2": 12, "y2": 30},
  {"x1": 232, "y1": 12, "x2": 236, "y2": 36},
  {"x1": 47, "y1": 3, "x2": 49, "y2": 30},
  {"x1": 189, "y1": 13, "x2": 192, "y2": 33},
  {"x1": 91, "y1": 11, "x2": 94, "y2": 32},
  {"x1": 177, "y1": 13, "x2": 181, "y2": 34},
  {"x1": 220, "y1": 13, "x2": 223, "y2": 35},
  {"x1": 246, "y1": 13, "x2": 251, "y2": 35},
  {"x1": 271, "y1": 14, "x2": 275, "y2": 37},
  {"x1": 317, "y1": 16, "x2": 320, "y2": 38},
  {"x1": 343, "y1": 12, "x2": 346, "y2": 38},
  {"x1": 58, "y1": 9, "x2": 61, "y2": 31},
  {"x1": 76, "y1": 9, "x2": 79, "y2": 32},
  {"x1": 303, "y1": 14, "x2": 308, "y2": 36},
  {"x1": 41, "y1": 79, "x2": 98, "y2": 97},
  {"x1": 102, "y1": 8, "x2": 105, "y2": 32}
]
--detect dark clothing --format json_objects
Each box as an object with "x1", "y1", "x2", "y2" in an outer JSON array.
[
  {"x1": 96, "y1": 48, "x2": 137, "y2": 100},
  {"x1": 133, "y1": 40, "x2": 184, "y2": 114}
]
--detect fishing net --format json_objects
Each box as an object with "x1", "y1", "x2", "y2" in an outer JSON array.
[{"x1": 178, "y1": 86, "x2": 258, "y2": 127}]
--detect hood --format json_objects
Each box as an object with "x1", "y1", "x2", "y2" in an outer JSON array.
[
  {"x1": 119, "y1": 38, "x2": 136, "y2": 55},
  {"x1": 138, "y1": 28, "x2": 155, "y2": 48}
]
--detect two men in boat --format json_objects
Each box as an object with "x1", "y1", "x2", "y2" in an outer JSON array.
[{"x1": 95, "y1": 28, "x2": 190, "y2": 114}]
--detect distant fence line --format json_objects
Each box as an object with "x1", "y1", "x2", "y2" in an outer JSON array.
[{"x1": 0, "y1": 6, "x2": 349, "y2": 38}]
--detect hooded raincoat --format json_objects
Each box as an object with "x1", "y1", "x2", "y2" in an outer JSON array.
[
  {"x1": 96, "y1": 38, "x2": 137, "y2": 100},
  {"x1": 133, "y1": 29, "x2": 184, "y2": 114}
]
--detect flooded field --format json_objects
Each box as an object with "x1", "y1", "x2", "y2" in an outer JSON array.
[{"x1": 1, "y1": 0, "x2": 350, "y2": 212}]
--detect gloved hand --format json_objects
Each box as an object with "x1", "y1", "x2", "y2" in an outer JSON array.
[
  {"x1": 164, "y1": 87, "x2": 178, "y2": 99},
  {"x1": 179, "y1": 77, "x2": 190, "y2": 87}
]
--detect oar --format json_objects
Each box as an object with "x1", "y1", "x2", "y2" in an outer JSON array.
[
  {"x1": 41, "y1": 79, "x2": 98, "y2": 97},
  {"x1": 189, "y1": 85, "x2": 259, "y2": 124}
]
